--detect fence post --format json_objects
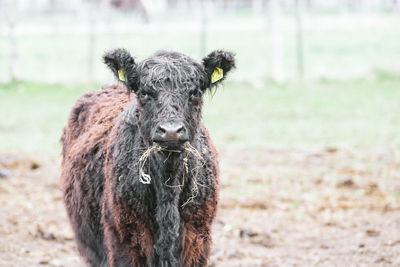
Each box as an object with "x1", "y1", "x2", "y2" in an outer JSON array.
[
  {"x1": 6, "y1": 0, "x2": 18, "y2": 82},
  {"x1": 200, "y1": 0, "x2": 209, "y2": 56},
  {"x1": 269, "y1": 0, "x2": 285, "y2": 83},
  {"x1": 88, "y1": 7, "x2": 96, "y2": 82},
  {"x1": 295, "y1": 0, "x2": 304, "y2": 80}
]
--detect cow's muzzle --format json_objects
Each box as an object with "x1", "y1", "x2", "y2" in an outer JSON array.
[{"x1": 152, "y1": 122, "x2": 189, "y2": 147}]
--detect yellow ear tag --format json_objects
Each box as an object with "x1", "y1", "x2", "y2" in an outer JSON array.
[
  {"x1": 211, "y1": 67, "x2": 223, "y2": 84},
  {"x1": 118, "y1": 68, "x2": 126, "y2": 82}
]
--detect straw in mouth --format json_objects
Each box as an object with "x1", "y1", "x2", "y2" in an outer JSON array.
[{"x1": 137, "y1": 141, "x2": 203, "y2": 185}]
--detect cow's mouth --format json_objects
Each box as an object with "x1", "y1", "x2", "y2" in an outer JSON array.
[
  {"x1": 154, "y1": 141, "x2": 187, "y2": 151},
  {"x1": 138, "y1": 141, "x2": 202, "y2": 184}
]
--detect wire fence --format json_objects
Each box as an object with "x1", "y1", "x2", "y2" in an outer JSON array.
[{"x1": 0, "y1": 0, "x2": 399, "y2": 84}]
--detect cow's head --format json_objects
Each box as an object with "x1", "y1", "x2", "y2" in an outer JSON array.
[{"x1": 104, "y1": 49, "x2": 235, "y2": 148}]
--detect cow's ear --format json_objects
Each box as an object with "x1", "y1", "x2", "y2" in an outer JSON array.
[
  {"x1": 103, "y1": 48, "x2": 139, "y2": 93},
  {"x1": 202, "y1": 50, "x2": 236, "y2": 90}
]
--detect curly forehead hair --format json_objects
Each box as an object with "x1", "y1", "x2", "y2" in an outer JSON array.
[
  {"x1": 138, "y1": 50, "x2": 207, "y2": 90},
  {"x1": 103, "y1": 48, "x2": 236, "y2": 94}
]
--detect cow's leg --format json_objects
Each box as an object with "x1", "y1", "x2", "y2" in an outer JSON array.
[
  {"x1": 74, "y1": 231, "x2": 108, "y2": 267},
  {"x1": 63, "y1": 171, "x2": 107, "y2": 267},
  {"x1": 180, "y1": 223, "x2": 212, "y2": 267},
  {"x1": 101, "y1": 199, "x2": 153, "y2": 267}
]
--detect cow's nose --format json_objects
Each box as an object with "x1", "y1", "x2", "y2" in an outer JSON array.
[{"x1": 153, "y1": 122, "x2": 188, "y2": 143}]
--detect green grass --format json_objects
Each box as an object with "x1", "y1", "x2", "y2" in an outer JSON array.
[
  {"x1": 0, "y1": 82, "x2": 95, "y2": 152},
  {"x1": 204, "y1": 75, "x2": 400, "y2": 149},
  {"x1": 1, "y1": 12, "x2": 400, "y2": 152},
  {"x1": 1, "y1": 75, "x2": 400, "y2": 153}
]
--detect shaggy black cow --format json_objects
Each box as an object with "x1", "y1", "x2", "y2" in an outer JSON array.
[{"x1": 61, "y1": 49, "x2": 235, "y2": 267}]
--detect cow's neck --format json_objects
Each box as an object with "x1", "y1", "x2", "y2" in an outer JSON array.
[{"x1": 148, "y1": 151, "x2": 185, "y2": 266}]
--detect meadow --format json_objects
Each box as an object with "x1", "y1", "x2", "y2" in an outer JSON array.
[
  {"x1": 1, "y1": 75, "x2": 400, "y2": 153},
  {"x1": 1, "y1": 12, "x2": 400, "y2": 152}
]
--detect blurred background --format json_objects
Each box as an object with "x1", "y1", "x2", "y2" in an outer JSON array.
[{"x1": 0, "y1": 0, "x2": 400, "y2": 266}]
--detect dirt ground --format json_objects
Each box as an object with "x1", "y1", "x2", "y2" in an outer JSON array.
[{"x1": 0, "y1": 147, "x2": 399, "y2": 267}]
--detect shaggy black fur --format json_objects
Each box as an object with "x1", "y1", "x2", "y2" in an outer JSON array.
[{"x1": 61, "y1": 49, "x2": 235, "y2": 267}]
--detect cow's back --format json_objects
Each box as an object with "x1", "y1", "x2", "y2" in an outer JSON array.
[
  {"x1": 61, "y1": 84, "x2": 129, "y2": 157},
  {"x1": 60, "y1": 84, "x2": 129, "y2": 266}
]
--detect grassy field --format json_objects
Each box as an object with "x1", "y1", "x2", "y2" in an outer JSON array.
[
  {"x1": 1, "y1": 74, "x2": 400, "y2": 153},
  {"x1": 1, "y1": 13, "x2": 399, "y2": 152}
]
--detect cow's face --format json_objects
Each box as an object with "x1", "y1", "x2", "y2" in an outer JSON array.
[{"x1": 104, "y1": 49, "x2": 235, "y2": 148}]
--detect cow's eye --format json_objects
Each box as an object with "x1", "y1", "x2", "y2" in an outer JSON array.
[
  {"x1": 139, "y1": 90, "x2": 156, "y2": 102},
  {"x1": 140, "y1": 92, "x2": 149, "y2": 101},
  {"x1": 189, "y1": 91, "x2": 201, "y2": 105}
]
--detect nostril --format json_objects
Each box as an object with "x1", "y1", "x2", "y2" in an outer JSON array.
[
  {"x1": 158, "y1": 126, "x2": 167, "y2": 134},
  {"x1": 176, "y1": 126, "x2": 184, "y2": 136},
  {"x1": 154, "y1": 123, "x2": 187, "y2": 142}
]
